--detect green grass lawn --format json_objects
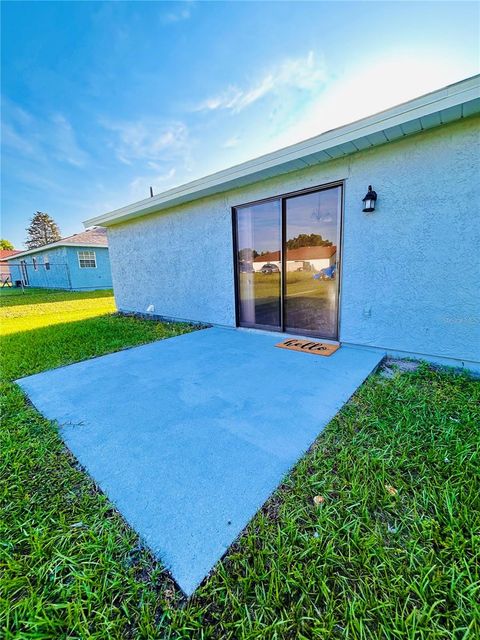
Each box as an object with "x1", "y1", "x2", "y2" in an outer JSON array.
[
  {"x1": 239, "y1": 271, "x2": 335, "y2": 301},
  {"x1": 1, "y1": 289, "x2": 479, "y2": 639},
  {"x1": 0, "y1": 288, "x2": 116, "y2": 337}
]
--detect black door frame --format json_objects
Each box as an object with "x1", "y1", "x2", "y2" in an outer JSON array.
[{"x1": 232, "y1": 180, "x2": 344, "y2": 340}]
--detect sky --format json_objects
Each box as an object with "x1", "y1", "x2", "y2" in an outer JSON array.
[
  {"x1": 238, "y1": 186, "x2": 340, "y2": 253},
  {"x1": 1, "y1": 1, "x2": 479, "y2": 249}
]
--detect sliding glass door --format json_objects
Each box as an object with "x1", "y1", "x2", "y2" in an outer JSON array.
[
  {"x1": 235, "y1": 199, "x2": 282, "y2": 329},
  {"x1": 234, "y1": 183, "x2": 342, "y2": 339},
  {"x1": 284, "y1": 186, "x2": 341, "y2": 338}
]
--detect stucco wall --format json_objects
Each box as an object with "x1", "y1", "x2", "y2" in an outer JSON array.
[
  {"x1": 108, "y1": 116, "x2": 480, "y2": 367},
  {"x1": 108, "y1": 197, "x2": 235, "y2": 325},
  {"x1": 66, "y1": 246, "x2": 112, "y2": 290},
  {"x1": 7, "y1": 247, "x2": 71, "y2": 289},
  {"x1": 6, "y1": 246, "x2": 112, "y2": 290}
]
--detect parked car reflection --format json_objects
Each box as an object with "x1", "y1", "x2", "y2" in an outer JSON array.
[
  {"x1": 260, "y1": 263, "x2": 280, "y2": 274},
  {"x1": 313, "y1": 264, "x2": 337, "y2": 280}
]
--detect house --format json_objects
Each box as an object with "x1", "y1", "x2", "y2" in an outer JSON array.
[
  {"x1": 84, "y1": 75, "x2": 480, "y2": 372},
  {"x1": 2, "y1": 227, "x2": 112, "y2": 290},
  {"x1": 253, "y1": 246, "x2": 337, "y2": 273},
  {"x1": 0, "y1": 249, "x2": 21, "y2": 284}
]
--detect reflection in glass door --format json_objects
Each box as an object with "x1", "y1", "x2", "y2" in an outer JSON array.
[
  {"x1": 285, "y1": 187, "x2": 341, "y2": 338},
  {"x1": 234, "y1": 183, "x2": 342, "y2": 339},
  {"x1": 235, "y1": 199, "x2": 282, "y2": 329}
]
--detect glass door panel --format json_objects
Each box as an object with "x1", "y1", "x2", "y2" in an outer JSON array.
[
  {"x1": 284, "y1": 186, "x2": 341, "y2": 338},
  {"x1": 235, "y1": 200, "x2": 282, "y2": 329}
]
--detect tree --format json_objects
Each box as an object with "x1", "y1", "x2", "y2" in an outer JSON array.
[
  {"x1": 286, "y1": 233, "x2": 332, "y2": 250},
  {"x1": 238, "y1": 247, "x2": 259, "y2": 261},
  {"x1": 25, "y1": 212, "x2": 61, "y2": 249},
  {"x1": 0, "y1": 239, "x2": 14, "y2": 250}
]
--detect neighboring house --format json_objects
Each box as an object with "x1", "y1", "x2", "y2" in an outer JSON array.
[
  {"x1": 0, "y1": 249, "x2": 21, "y2": 283},
  {"x1": 2, "y1": 228, "x2": 112, "y2": 290},
  {"x1": 84, "y1": 75, "x2": 480, "y2": 372},
  {"x1": 253, "y1": 246, "x2": 337, "y2": 273}
]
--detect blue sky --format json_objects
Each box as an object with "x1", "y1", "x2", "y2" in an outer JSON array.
[{"x1": 1, "y1": 1, "x2": 479, "y2": 248}]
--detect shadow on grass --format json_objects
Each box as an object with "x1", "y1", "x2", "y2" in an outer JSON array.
[
  {"x1": 1, "y1": 313, "x2": 195, "y2": 382},
  {"x1": 0, "y1": 287, "x2": 114, "y2": 307}
]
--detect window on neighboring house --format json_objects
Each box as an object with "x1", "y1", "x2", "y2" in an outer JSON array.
[
  {"x1": 33, "y1": 257, "x2": 38, "y2": 270},
  {"x1": 78, "y1": 250, "x2": 97, "y2": 268},
  {"x1": 44, "y1": 254, "x2": 50, "y2": 270}
]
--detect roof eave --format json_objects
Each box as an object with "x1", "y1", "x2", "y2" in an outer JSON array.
[
  {"x1": 1, "y1": 242, "x2": 108, "y2": 261},
  {"x1": 84, "y1": 74, "x2": 480, "y2": 229}
]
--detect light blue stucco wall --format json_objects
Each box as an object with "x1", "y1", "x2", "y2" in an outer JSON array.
[
  {"x1": 8, "y1": 247, "x2": 71, "y2": 289},
  {"x1": 108, "y1": 116, "x2": 480, "y2": 370},
  {"x1": 6, "y1": 246, "x2": 112, "y2": 290},
  {"x1": 65, "y1": 246, "x2": 112, "y2": 290}
]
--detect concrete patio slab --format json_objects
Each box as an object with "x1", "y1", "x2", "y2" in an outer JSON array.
[{"x1": 17, "y1": 327, "x2": 383, "y2": 595}]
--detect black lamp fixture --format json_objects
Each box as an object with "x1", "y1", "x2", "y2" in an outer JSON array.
[{"x1": 362, "y1": 185, "x2": 377, "y2": 213}]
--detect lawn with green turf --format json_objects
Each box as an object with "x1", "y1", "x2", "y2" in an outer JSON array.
[
  {"x1": 1, "y1": 289, "x2": 479, "y2": 639},
  {"x1": 239, "y1": 271, "x2": 335, "y2": 301},
  {"x1": 0, "y1": 288, "x2": 116, "y2": 337}
]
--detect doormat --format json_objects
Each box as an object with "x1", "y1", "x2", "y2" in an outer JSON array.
[{"x1": 276, "y1": 338, "x2": 340, "y2": 356}]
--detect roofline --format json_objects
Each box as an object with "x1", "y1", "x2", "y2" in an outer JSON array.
[
  {"x1": 84, "y1": 74, "x2": 480, "y2": 228},
  {"x1": 1, "y1": 242, "x2": 108, "y2": 261}
]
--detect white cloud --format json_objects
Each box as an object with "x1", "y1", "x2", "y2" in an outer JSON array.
[
  {"x1": 196, "y1": 50, "x2": 327, "y2": 113},
  {"x1": 1, "y1": 102, "x2": 89, "y2": 168},
  {"x1": 267, "y1": 50, "x2": 477, "y2": 151},
  {"x1": 50, "y1": 114, "x2": 89, "y2": 167},
  {"x1": 158, "y1": 167, "x2": 176, "y2": 182},
  {"x1": 101, "y1": 118, "x2": 190, "y2": 165},
  {"x1": 129, "y1": 168, "x2": 177, "y2": 200},
  {"x1": 2, "y1": 123, "x2": 36, "y2": 156},
  {"x1": 223, "y1": 135, "x2": 240, "y2": 149},
  {"x1": 6, "y1": 101, "x2": 34, "y2": 127},
  {"x1": 160, "y1": 1, "x2": 194, "y2": 24}
]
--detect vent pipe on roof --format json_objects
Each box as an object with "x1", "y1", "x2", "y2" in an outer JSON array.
[{"x1": 149, "y1": 186, "x2": 154, "y2": 198}]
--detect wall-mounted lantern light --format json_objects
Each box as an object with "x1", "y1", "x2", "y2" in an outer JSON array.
[{"x1": 362, "y1": 185, "x2": 377, "y2": 213}]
